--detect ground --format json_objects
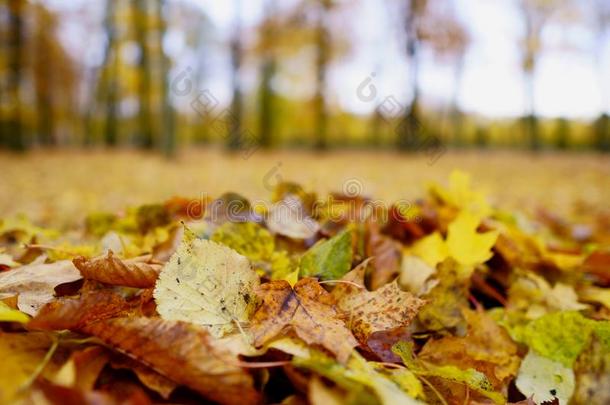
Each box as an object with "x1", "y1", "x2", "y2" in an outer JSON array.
[{"x1": 1, "y1": 148, "x2": 609, "y2": 227}]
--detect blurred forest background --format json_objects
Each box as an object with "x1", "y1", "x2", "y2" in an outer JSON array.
[{"x1": 0, "y1": 0, "x2": 609, "y2": 156}]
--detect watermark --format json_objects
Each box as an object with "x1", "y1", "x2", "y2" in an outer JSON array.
[
  {"x1": 356, "y1": 72, "x2": 446, "y2": 165},
  {"x1": 170, "y1": 67, "x2": 259, "y2": 159}
]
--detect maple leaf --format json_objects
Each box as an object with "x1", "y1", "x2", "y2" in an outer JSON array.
[
  {"x1": 0, "y1": 259, "x2": 82, "y2": 315},
  {"x1": 81, "y1": 317, "x2": 261, "y2": 405},
  {"x1": 300, "y1": 229, "x2": 353, "y2": 281},
  {"x1": 409, "y1": 211, "x2": 498, "y2": 278},
  {"x1": 154, "y1": 237, "x2": 260, "y2": 337},
  {"x1": 73, "y1": 250, "x2": 163, "y2": 288},
  {"x1": 250, "y1": 277, "x2": 358, "y2": 364},
  {"x1": 332, "y1": 259, "x2": 425, "y2": 345},
  {"x1": 428, "y1": 170, "x2": 492, "y2": 217}
]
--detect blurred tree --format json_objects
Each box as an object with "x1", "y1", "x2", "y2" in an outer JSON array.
[
  {"x1": 397, "y1": 0, "x2": 427, "y2": 151},
  {"x1": 133, "y1": 0, "x2": 153, "y2": 149},
  {"x1": 101, "y1": 0, "x2": 119, "y2": 147},
  {"x1": 33, "y1": 5, "x2": 54, "y2": 146},
  {"x1": 518, "y1": 0, "x2": 559, "y2": 151},
  {"x1": 5, "y1": 0, "x2": 25, "y2": 151},
  {"x1": 554, "y1": 117, "x2": 569, "y2": 149},
  {"x1": 228, "y1": 0, "x2": 243, "y2": 151},
  {"x1": 156, "y1": 0, "x2": 175, "y2": 157},
  {"x1": 313, "y1": 0, "x2": 332, "y2": 150},
  {"x1": 592, "y1": 0, "x2": 610, "y2": 151},
  {"x1": 257, "y1": 0, "x2": 278, "y2": 149}
]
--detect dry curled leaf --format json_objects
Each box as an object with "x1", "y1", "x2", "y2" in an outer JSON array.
[
  {"x1": 250, "y1": 277, "x2": 358, "y2": 364},
  {"x1": 81, "y1": 317, "x2": 260, "y2": 405},
  {"x1": 0, "y1": 259, "x2": 82, "y2": 315},
  {"x1": 73, "y1": 251, "x2": 163, "y2": 288},
  {"x1": 29, "y1": 288, "x2": 136, "y2": 331},
  {"x1": 332, "y1": 259, "x2": 425, "y2": 345}
]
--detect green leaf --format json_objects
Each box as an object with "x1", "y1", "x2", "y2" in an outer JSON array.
[
  {"x1": 211, "y1": 221, "x2": 294, "y2": 278},
  {"x1": 300, "y1": 229, "x2": 353, "y2": 280},
  {"x1": 513, "y1": 311, "x2": 610, "y2": 367}
]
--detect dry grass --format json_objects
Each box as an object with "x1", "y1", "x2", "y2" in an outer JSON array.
[{"x1": 1, "y1": 148, "x2": 609, "y2": 228}]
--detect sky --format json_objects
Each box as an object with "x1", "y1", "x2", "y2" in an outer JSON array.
[{"x1": 48, "y1": 0, "x2": 610, "y2": 120}]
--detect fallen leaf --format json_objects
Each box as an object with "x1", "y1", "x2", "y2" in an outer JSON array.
[
  {"x1": 52, "y1": 346, "x2": 109, "y2": 391},
  {"x1": 154, "y1": 237, "x2": 260, "y2": 337},
  {"x1": 571, "y1": 333, "x2": 610, "y2": 405},
  {"x1": 109, "y1": 353, "x2": 178, "y2": 399},
  {"x1": 81, "y1": 317, "x2": 260, "y2": 405},
  {"x1": 0, "y1": 260, "x2": 82, "y2": 315},
  {"x1": 515, "y1": 350, "x2": 574, "y2": 405},
  {"x1": 28, "y1": 288, "x2": 136, "y2": 331},
  {"x1": 300, "y1": 229, "x2": 353, "y2": 281},
  {"x1": 250, "y1": 277, "x2": 358, "y2": 364},
  {"x1": 393, "y1": 341, "x2": 504, "y2": 404},
  {"x1": 0, "y1": 300, "x2": 29, "y2": 323},
  {"x1": 73, "y1": 251, "x2": 162, "y2": 288},
  {"x1": 266, "y1": 195, "x2": 320, "y2": 239},
  {"x1": 398, "y1": 254, "x2": 437, "y2": 296},
  {"x1": 332, "y1": 260, "x2": 425, "y2": 345}
]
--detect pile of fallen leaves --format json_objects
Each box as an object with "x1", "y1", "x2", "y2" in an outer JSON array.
[{"x1": 1, "y1": 171, "x2": 609, "y2": 405}]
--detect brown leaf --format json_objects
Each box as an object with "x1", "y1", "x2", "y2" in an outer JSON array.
[
  {"x1": 250, "y1": 277, "x2": 358, "y2": 364},
  {"x1": 418, "y1": 310, "x2": 520, "y2": 389},
  {"x1": 53, "y1": 346, "x2": 109, "y2": 391},
  {"x1": 29, "y1": 288, "x2": 136, "y2": 331},
  {"x1": 365, "y1": 223, "x2": 402, "y2": 290},
  {"x1": 82, "y1": 317, "x2": 260, "y2": 405},
  {"x1": 110, "y1": 353, "x2": 178, "y2": 400},
  {"x1": 332, "y1": 260, "x2": 425, "y2": 345},
  {"x1": 0, "y1": 259, "x2": 82, "y2": 315},
  {"x1": 73, "y1": 251, "x2": 162, "y2": 288}
]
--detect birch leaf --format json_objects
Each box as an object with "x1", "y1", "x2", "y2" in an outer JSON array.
[{"x1": 154, "y1": 238, "x2": 259, "y2": 337}]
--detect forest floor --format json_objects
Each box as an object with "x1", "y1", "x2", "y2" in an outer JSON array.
[{"x1": 1, "y1": 148, "x2": 609, "y2": 227}]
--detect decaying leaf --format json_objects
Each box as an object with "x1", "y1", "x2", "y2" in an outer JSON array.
[
  {"x1": 332, "y1": 260, "x2": 425, "y2": 345},
  {"x1": 109, "y1": 353, "x2": 178, "y2": 399},
  {"x1": 51, "y1": 346, "x2": 109, "y2": 391},
  {"x1": 81, "y1": 317, "x2": 260, "y2": 405},
  {"x1": 154, "y1": 237, "x2": 260, "y2": 337},
  {"x1": 418, "y1": 310, "x2": 520, "y2": 387},
  {"x1": 28, "y1": 288, "x2": 136, "y2": 331},
  {"x1": 515, "y1": 350, "x2": 574, "y2": 405},
  {"x1": 0, "y1": 259, "x2": 82, "y2": 315},
  {"x1": 250, "y1": 277, "x2": 358, "y2": 364},
  {"x1": 571, "y1": 334, "x2": 610, "y2": 405},
  {"x1": 300, "y1": 229, "x2": 353, "y2": 281},
  {"x1": 393, "y1": 341, "x2": 505, "y2": 404},
  {"x1": 73, "y1": 251, "x2": 162, "y2": 288}
]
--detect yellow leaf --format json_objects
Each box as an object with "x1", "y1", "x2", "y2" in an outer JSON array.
[
  {"x1": 446, "y1": 211, "x2": 499, "y2": 269},
  {"x1": 0, "y1": 301, "x2": 29, "y2": 323},
  {"x1": 409, "y1": 232, "x2": 448, "y2": 268},
  {"x1": 154, "y1": 237, "x2": 260, "y2": 337}
]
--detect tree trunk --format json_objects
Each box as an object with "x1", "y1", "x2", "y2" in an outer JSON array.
[
  {"x1": 34, "y1": 5, "x2": 54, "y2": 146},
  {"x1": 314, "y1": 1, "x2": 330, "y2": 150},
  {"x1": 228, "y1": 0, "x2": 243, "y2": 151},
  {"x1": 397, "y1": 0, "x2": 421, "y2": 151},
  {"x1": 103, "y1": 0, "x2": 119, "y2": 147},
  {"x1": 157, "y1": 0, "x2": 175, "y2": 157},
  {"x1": 258, "y1": 0, "x2": 277, "y2": 149},
  {"x1": 134, "y1": 0, "x2": 154, "y2": 149},
  {"x1": 6, "y1": 0, "x2": 25, "y2": 151}
]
